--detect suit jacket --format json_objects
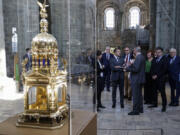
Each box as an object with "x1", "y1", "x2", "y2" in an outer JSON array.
[
  {"x1": 126, "y1": 54, "x2": 145, "y2": 84},
  {"x1": 150, "y1": 55, "x2": 168, "y2": 81},
  {"x1": 168, "y1": 56, "x2": 180, "y2": 82},
  {"x1": 97, "y1": 61, "x2": 105, "y2": 77},
  {"x1": 102, "y1": 53, "x2": 114, "y2": 71},
  {"x1": 122, "y1": 53, "x2": 134, "y2": 62},
  {"x1": 97, "y1": 60, "x2": 105, "y2": 91},
  {"x1": 110, "y1": 55, "x2": 124, "y2": 82},
  {"x1": 23, "y1": 53, "x2": 32, "y2": 71}
]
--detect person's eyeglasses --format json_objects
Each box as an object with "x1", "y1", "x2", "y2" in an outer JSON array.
[{"x1": 124, "y1": 50, "x2": 129, "y2": 51}]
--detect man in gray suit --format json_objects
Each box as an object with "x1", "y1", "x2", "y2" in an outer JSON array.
[
  {"x1": 125, "y1": 47, "x2": 145, "y2": 115},
  {"x1": 110, "y1": 48, "x2": 125, "y2": 108}
]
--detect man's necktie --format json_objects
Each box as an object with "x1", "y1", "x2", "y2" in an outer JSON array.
[
  {"x1": 170, "y1": 58, "x2": 174, "y2": 64},
  {"x1": 106, "y1": 53, "x2": 110, "y2": 60},
  {"x1": 125, "y1": 55, "x2": 128, "y2": 64}
]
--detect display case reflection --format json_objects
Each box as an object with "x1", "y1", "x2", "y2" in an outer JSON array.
[{"x1": 16, "y1": 0, "x2": 69, "y2": 129}]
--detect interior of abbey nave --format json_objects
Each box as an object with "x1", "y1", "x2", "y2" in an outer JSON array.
[{"x1": 0, "y1": 0, "x2": 180, "y2": 135}]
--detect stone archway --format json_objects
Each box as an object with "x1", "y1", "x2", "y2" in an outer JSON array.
[{"x1": 122, "y1": 0, "x2": 149, "y2": 30}]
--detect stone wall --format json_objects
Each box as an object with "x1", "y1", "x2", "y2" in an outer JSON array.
[
  {"x1": 2, "y1": 0, "x2": 39, "y2": 77},
  {"x1": 96, "y1": 0, "x2": 149, "y2": 51},
  {"x1": 155, "y1": 0, "x2": 180, "y2": 54},
  {"x1": 50, "y1": 0, "x2": 69, "y2": 58},
  {"x1": 69, "y1": 0, "x2": 95, "y2": 63}
]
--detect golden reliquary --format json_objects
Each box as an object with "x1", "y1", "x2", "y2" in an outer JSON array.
[{"x1": 16, "y1": 0, "x2": 69, "y2": 129}]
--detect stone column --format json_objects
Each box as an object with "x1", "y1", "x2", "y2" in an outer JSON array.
[
  {"x1": 0, "y1": 0, "x2": 7, "y2": 77},
  {"x1": 155, "y1": 0, "x2": 160, "y2": 48},
  {"x1": 0, "y1": 0, "x2": 22, "y2": 100},
  {"x1": 149, "y1": 0, "x2": 157, "y2": 50}
]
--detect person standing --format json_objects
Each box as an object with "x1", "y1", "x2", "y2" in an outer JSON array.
[
  {"x1": 96, "y1": 50, "x2": 106, "y2": 112},
  {"x1": 149, "y1": 47, "x2": 167, "y2": 112},
  {"x1": 123, "y1": 47, "x2": 132, "y2": 100},
  {"x1": 144, "y1": 50, "x2": 154, "y2": 104},
  {"x1": 102, "y1": 46, "x2": 114, "y2": 92},
  {"x1": 125, "y1": 46, "x2": 145, "y2": 115},
  {"x1": 168, "y1": 48, "x2": 180, "y2": 106},
  {"x1": 110, "y1": 48, "x2": 124, "y2": 108},
  {"x1": 23, "y1": 48, "x2": 32, "y2": 71}
]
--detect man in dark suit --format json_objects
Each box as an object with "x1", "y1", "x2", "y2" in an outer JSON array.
[
  {"x1": 23, "y1": 48, "x2": 32, "y2": 71},
  {"x1": 125, "y1": 46, "x2": 145, "y2": 115},
  {"x1": 102, "y1": 46, "x2": 114, "y2": 92},
  {"x1": 149, "y1": 47, "x2": 167, "y2": 112},
  {"x1": 168, "y1": 48, "x2": 180, "y2": 106},
  {"x1": 110, "y1": 48, "x2": 124, "y2": 108}
]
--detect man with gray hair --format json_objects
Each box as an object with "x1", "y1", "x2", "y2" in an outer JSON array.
[
  {"x1": 168, "y1": 48, "x2": 180, "y2": 106},
  {"x1": 125, "y1": 46, "x2": 145, "y2": 115},
  {"x1": 102, "y1": 46, "x2": 114, "y2": 92}
]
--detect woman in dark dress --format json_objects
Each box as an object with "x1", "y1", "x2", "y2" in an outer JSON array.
[
  {"x1": 96, "y1": 50, "x2": 106, "y2": 111},
  {"x1": 144, "y1": 50, "x2": 154, "y2": 104}
]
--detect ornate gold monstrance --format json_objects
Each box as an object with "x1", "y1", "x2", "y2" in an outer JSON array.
[{"x1": 16, "y1": 0, "x2": 69, "y2": 129}]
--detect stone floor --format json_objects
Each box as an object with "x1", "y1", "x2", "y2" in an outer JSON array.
[
  {"x1": 71, "y1": 83, "x2": 180, "y2": 135},
  {"x1": 0, "y1": 83, "x2": 180, "y2": 135}
]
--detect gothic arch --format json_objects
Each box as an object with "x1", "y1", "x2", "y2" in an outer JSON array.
[
  {"x1": 122, "y1": 0, "x2": 149, "y2": 30},
  {"x1": 97, "y1": 1, "x2": 121, "y2": 31}
]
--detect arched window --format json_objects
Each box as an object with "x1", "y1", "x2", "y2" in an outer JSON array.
[
  {"x1": 129, "y1": 7, "x2": 140, "y2": 28},
  {"x1": 104, "y1": 8, "x2": 115, "y2": 29}
]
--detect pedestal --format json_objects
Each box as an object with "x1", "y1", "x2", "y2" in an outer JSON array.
[{"x1": 0, "y1": 110, "x2": 97, "y2": 135}]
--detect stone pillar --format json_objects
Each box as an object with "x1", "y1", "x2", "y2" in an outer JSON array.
[
  {"x1": 149, "y1": 0, "x2": 156, "y2": 50},
  {"x1": 0, "y1": 0, "x2": 22, "y2": 100},
  {"x1": 155, "y1": 0, "x2": 160, "y2": 48},
  {"x1": 0, "y1": 0, "x2": 6, "y2": 77}
]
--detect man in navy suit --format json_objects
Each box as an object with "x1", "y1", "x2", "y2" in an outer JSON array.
[
  {"x1": 110, "y1": 48, "x2": 125, "y2": 108},
  {"x1": 102, "y1": 46, "x2": 114, "y2": 92},
  {"x1": 23, "y1": 48, "x2": 32, "y2": 71},
  {"x1": 168, "y1": 48, "x2": 180, "y2": 106}
]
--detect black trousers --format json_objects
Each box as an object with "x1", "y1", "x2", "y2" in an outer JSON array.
[
  {"x1": 144, "y1": 73, "x2": 153, "y2": 103},
  {"x1": 152, "y1": 79, "x2": 167, "y2": 107},
  {"x1": 97, "y1": 77, "x2": 105, "y2": 106},
  {"x1": 131, "y1": 83, "x2": 143, "y2": 113},
  {"x1": 169, "y1": 78, "x2": 176, "y2": 104},
  {"x1": 112, "y1": 79, "x2": 124, "y2": 105},
  {"x1": 104, "y1": 70, "x2": 111, "y2": 90},
  {"x1": 169, "y1": 77, "x2": 180, "y2": 104}
]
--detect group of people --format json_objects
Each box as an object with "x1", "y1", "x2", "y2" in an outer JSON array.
[{"x1": 96, "y1": 46, "x2": 180, "y2": 115}]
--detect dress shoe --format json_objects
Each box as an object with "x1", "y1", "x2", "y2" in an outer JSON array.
[
  {"x1": 107, "y1": 89, "x2": 110, "y2": 92},
  {"x1": 128, "y1": 111, "x2": 139, "y2": 115},
  {"x1": 97, "y1": 108, "x2": 101, "y2": 112},
  {"x1": 112, "y1": 104, "x2": 116, "y2": 108},
  {"x1": 140, "y1": 109, "x2": 144, "y2": 113},
  {"x1": 121, "y1": 104, "x2": 124, "y2": 108},
  {"x1": 172, "y1": 103, "x2": 179, "y2": 106},
  {"x1": 124, "y1": 95, "x2": 128, "y2": 99},
  {"x1": 144, "y1": 101, "x2": 151, "y2": 104},
  {"x1": 161, "y1": 107, "x2": 166, "y2": 112},
  {"x1": 169, "y1": 102, "x2": 174, "y2": 106},
  {"x1": 128, "y1": 97, "x2": 132, "y2": 101},
  {"x1": 148, "y1": 105, "x2": 157, "y2": 108},
  {"x1": 98, "y1": 105, "x2": 106, "y2": 109}
]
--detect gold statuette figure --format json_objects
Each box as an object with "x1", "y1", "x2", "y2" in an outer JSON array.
[{"x1": 16, "y1": 0, "x2": 69, "y2": 129}]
